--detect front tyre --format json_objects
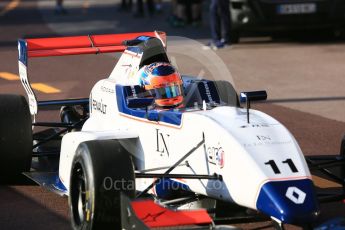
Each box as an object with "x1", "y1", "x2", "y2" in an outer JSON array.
[{"x1": 69, "y1": 140, "x2": 135, "y2": 230}]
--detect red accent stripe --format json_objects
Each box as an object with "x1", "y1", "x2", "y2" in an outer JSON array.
[
  {"x1": 25, "y1": 32, "x2": 165, "y2": 57},
  {"x1": 28, "y1": 46, "x2": 126, "y2": 57},
  {"x1": 131, "y1": 200, "x2": 212, "y2": 228}
]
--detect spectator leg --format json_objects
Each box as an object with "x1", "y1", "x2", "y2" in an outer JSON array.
[
  {"x1": 135, "y1": 0, "x2": 144, "y2": 16},
  {"x1": 146, "y1": 0, "x2": 155, "y2": 15},
  {"x1": 210, "y1": 0, "x2": 221, "y2": 42},
  {"x1": 219, "y1": 0, "x2": 231, "y2": 44}
]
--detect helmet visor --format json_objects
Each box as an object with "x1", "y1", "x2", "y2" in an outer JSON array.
[{"x1": 151, "y1": 84, "x2": 183, "y2": 99}]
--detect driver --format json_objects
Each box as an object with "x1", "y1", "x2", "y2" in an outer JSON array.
[{"x1": 137, "y1": 62, "x2": 184, "y2": 108}]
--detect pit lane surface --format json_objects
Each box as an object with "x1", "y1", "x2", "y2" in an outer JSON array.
[{"x1": 0, "y1": 0, "x2": 345, "y2": 229}]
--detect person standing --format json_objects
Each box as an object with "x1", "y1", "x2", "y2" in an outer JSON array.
[
  {"x1": 155, "y1": 0, "x2": 163, "y2": 13},
  {"x1": 134, "y1": 0, "x2": 155, "y2": 17},
  {"x1": 173, "y1": 0, "x2": 187, "y2": 27},
  {"x1": 120, "y1": 0, "x2": 133, "y2": 11},
  {"x1": 205, "y1": 0, "x2": 231, "y2": 50},
  {"x1": 190, "y1": 0, "x2": 202, "y2": 26},
  {"x1": 55, "y1": 0, "x2": 67, "y2": 14}
]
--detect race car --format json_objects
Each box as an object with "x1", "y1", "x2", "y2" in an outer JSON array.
[{"x1": 0, "y1": 31, "x2": 344, "y2": 230}]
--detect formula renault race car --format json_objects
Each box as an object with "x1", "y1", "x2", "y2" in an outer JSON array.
[{"x1": 0, "y1": 32, "x2": 344, "y2": 230}]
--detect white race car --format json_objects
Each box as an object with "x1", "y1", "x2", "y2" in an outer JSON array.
[{"x1": 0, "y1": 32, "x2": 344, "y2": 230}]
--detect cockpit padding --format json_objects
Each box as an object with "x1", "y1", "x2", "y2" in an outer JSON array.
[
  {"x1": 183, "y1": 80, "x2": 239, "y2": 108},
  {"x1": 122, "y1": 79, "x2": 239, "y2": 109},
  {"x1": 214, "y1": 80, "x2": 240, "y2": 107}
]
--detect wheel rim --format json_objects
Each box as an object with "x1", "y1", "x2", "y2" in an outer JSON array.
[
  {"x1": 77, "y1": 180, "x2": 86, "y2": 222},
  {"x1": 71, "y1": 163, "x2": 87, "y2": 226}
]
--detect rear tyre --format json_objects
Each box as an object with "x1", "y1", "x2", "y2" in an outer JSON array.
[
  {"x1": 0, "y1": 94, "x2": 32, "y2": 184},
  {"x1": 69, "y1": 139, "x2": 135, "y2": 230}
]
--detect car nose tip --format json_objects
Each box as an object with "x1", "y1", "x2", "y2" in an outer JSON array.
[{"x1": 256, "y1": 178, "x2": 320, "y2": 224}]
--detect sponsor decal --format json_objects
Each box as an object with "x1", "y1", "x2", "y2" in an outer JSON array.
[
  {"x1": 101, "y1": 86, "x2": 114, "y2": 94},
  {"x1": 207, "y1": 145, "x2": 224, "y2": 168},
  {"x1": 240, "y1": 124, "x2": 270, "y2": 128},
  {"x1": 122, "y1": 64, "x2": 132, "y2": 67},
  {"x1": 18, "y1": 61, "x2": 37, "y2": 115},
  {"x1": 130, "y1": 85, "x2": 137, "y2": 98},
  {"x1": 285, "y1": 186, "x2": 306, "y2": 204},
  {"x1": 128, "y1": 67, "x2": 138, "y2": 81},
  {"x1": 202, "y1": 81, "x2": 214, "y2": 103},
  {"x1": 243, "y1": 135, "x2": 292, "y2": 147},
  {"x1": 257, "y1": 135, "x2": 271, "y2": 141},
  {"x1": 92, "y1": 99, "x2": 107, "y2": 114},
  {"x1": 156, "y1": 128, "x2": 170, "y2": 157}
]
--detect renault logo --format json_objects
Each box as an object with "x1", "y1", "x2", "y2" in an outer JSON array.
[{"x1": 285, "y1": 187, "x2": 306, "y2": 204}]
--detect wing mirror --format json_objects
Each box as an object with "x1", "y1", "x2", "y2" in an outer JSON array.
[
  {"x1": 127, "y1": 98, "x2": 154, "y2": 109},
  {"x1": 240, "y1": 91, "x2": 267, "y2": 103},
  {"x1": 240, "y1": 91, "x2": 267, "y2": 123}
]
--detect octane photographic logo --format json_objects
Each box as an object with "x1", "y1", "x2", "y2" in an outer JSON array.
[
  {"x1": 103, "y1": 177, "x2": 135, "y2": 191},
  {"x1": 103, "y1": 176, "x2": 224, "y2": 192}
]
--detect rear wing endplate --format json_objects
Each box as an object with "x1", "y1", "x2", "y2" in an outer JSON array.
[{"x1": 17, "y1": 31, "x2": 166, "y2": 115}]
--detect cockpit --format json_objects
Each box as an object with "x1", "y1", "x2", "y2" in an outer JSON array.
[
  {"x1": 115, "y1": 76, "x2": 240, "y2": 127},
  {"x1": 116, "y1": 36, "x2": 240, "y2": 122}
]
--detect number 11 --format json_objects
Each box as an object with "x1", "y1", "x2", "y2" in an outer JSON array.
[{"x1": 265, "y1": 158, "x2": 298, "y2": 174}]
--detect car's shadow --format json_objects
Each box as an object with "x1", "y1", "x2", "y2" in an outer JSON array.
[{"x1": 0, "y1": 185, "x2": 70, "y2": 230}]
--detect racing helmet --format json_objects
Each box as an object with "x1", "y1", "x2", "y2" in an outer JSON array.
[{"x1": 138, "y1": 62, "x2": 184, "y2": 107}]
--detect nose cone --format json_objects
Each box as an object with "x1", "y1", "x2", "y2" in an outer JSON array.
[{"x1": 256, "y1": 179, "x2": 320, "y2": 224}]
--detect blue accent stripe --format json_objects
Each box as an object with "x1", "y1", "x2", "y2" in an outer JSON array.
[
  {"x1": 127, "y1": 46, "x2": 143, "y2": 54},
  {"x1": 54, "y1": 176, "x2": 68, "y2": 193},
  {"x1": 18, "y1": 39, "x2": 28, "y2": 65},
  {"x1": 136, "y1": 36, "x2": 153, "y2": 41},
  {"x1": 116, "y1": 85, "x2": 182, "y2": 126},
  {"x1": 155, "y1": 178, "x2": 191, "y2": 199}
]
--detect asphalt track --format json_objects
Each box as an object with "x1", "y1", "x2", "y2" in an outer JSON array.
[{"x1": 0, "y1": 0, "x2": 345, "y2": 229}]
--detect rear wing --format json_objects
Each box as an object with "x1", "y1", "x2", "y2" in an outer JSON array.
[{"x1": 18, "y1": 31, "x2": 166, "y2": 115}]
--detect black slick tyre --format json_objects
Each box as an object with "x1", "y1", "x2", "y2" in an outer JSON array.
[
  {"x1": 69, "y1": 139, "x2": 135, "y2": 230},
  {"x1": 0, "y1": 94, "x2": 32, "y2": 183}
]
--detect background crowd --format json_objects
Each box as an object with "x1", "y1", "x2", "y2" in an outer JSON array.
[
  {"x1": 55, "y1": 0, "x2": 232, "y2": 50},
  {"x1": 119, "y1": 0, "x2": 203, "y2": 27}
]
